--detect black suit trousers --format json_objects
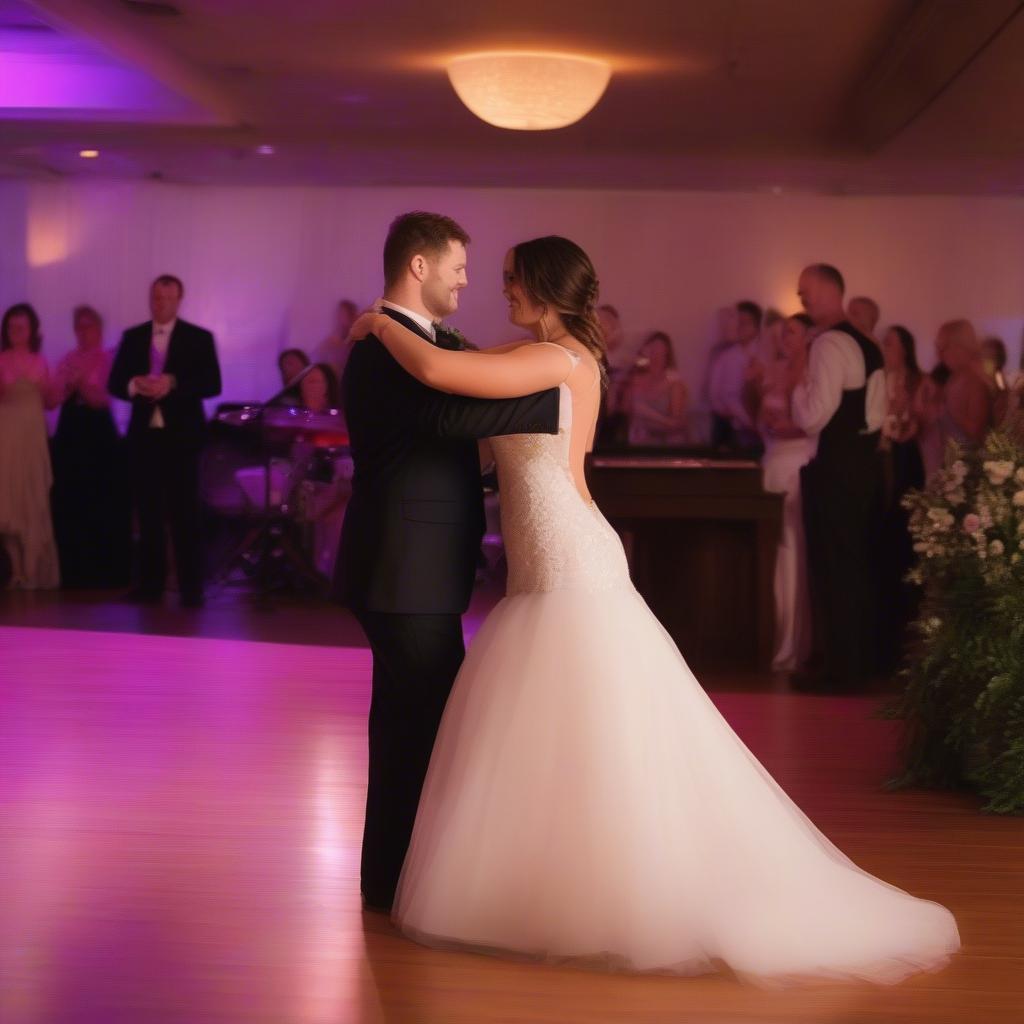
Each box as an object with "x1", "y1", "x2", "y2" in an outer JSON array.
[
  {"x1": 354, "y1": 609, "x2": 465, "y2": 908},
  {"x1": 131, "y1": 429, "x2": 203, "y2": 600},
  {"x1": 801, "y1": 460, "x2": 878, "y2": 687}
]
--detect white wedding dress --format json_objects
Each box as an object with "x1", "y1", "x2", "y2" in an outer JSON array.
[{"x1": 393, "y1": 355, "x2": 959, "y2": 985}]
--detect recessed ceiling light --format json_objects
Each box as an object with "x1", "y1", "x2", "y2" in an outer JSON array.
[
  {"x1": 79, "y1": 149, "x2": 100, "y2": 159},
  {"x1": 256, "y1": 144, "x2": 275, "y2": 156}
]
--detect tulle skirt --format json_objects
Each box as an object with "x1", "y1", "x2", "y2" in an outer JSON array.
[{"x1": 393, "y1": 583, "x2": 959, "y2": 985}]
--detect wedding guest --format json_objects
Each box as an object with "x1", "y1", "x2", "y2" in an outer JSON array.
[
  {"x1": 1003, "y1": 341, "x2": 1024, "y2": 430},
  {"x1": 708, "y1": 300, "x2": 763, "y2": 452},
  {"x1": 299, "y1": 362, "x2": 340, "y2": 414},
  {"x1": 758, "y1": 308, "x2": 785, "y2": 366},
  {"x1": 877, "y1": 325, "x2": 926, "y2": 673},
  {"x1": 314, "y1": 299, "x2": 359, "y2": 377},
  {"x1": 758, "y1": 313, "x2": 816, "y2": 672},
  {"x1": 50, "y1": 306, "x2": 131, "y2": 588},
  {"x1": 598, "y1": 304, "x2": 626, "y2": 365},
  {"x1": 792, "y1": 265, "x2": 886, "y2": 690},
  {"x1": 847, "y1": 295, "x2": 881, "y2": 344},
  {"x1": 934, "y1": 319, "x2": 993, "y2": 451},
  {"x1": 981, "y1": 336, "x2": 1010, "y2": 423},
  {"x1": 275, "y1": 347, "x2": 310, "y2": 404},
  {"x1": 914, "y1": 333, "x2": 951, "y2": 480},
  {"x1": 1005, "y1": 375, "x2": 1024, "y2": 433},
  {"x1": 0, "y1": 303, "x2": 60, "y2": 588},
  {"x1": 622, "y1": 331, "x2": 689, "y2": 446},
  {"x1": 704, "y1": 305, "x2": 740, "y2": 447},
  {"x1": 595, "y1": 304, "x2": 630, "y2": 446},
  {"x1": 108, "y1": 274, "x2": 222, "y2": 608}
]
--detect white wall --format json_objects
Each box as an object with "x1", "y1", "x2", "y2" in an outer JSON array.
[{"x1": 2, "y1": 181, "x2": 1022, "y2": 427}]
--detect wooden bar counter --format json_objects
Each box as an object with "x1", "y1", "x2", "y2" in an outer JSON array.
[{"x1": 587, "y1": 452, "x2": 783, "y2": 671}]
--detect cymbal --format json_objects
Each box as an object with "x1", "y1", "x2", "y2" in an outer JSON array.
[{"x1": 215, "y1": 405, "x2": 348, "y2": 448}]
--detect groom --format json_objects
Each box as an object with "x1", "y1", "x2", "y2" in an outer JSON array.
[{"x1": 334, "y1": 211, "x2": 561, "y2": 911}]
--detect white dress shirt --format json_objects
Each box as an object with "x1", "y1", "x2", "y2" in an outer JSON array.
[
  {"x1": 126, "y1": 319, "x2": 176, "y2": 428},
  {"x1": 792, "y1": 329, "x2": 886, "y2": 436},
  {"x1": 380, "y1": 301, "x2": 436, "y2": 342},
  {"x1": 708, "y1": 340, "x2": 756, "y2": 429}
]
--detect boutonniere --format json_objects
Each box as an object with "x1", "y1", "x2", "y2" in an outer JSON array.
[{"x1": 435, "y1": 323, "x2": 469, "y2": 348}]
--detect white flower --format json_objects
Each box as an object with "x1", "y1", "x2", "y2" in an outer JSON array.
[
  {"x1": 984, "y1": 460, "x2": 1015, "y2": 486},
  {"x1": 1016, "y1": 467, "x2": 1024, "y2": 485},
  {"x1": 926, "y1": 507, "x2": 955, "y2": 531},
  {"x1": 1013, "y1": 491, "x2": 1024, "y2": 508},
  {"x1": 990, "y1": 540, "x2": 1005, "y2": 556}
]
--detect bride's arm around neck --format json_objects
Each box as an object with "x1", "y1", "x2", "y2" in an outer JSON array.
[{"x1": 356, "y1": 313, "x2": 573, "y2": 399}]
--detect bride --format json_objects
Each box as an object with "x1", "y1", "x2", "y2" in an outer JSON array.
[{"x1": 350, "y1": 236, "x2": 959, "y2": 985}]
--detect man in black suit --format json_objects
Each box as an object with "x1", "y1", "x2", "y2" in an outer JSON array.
[
  {"x1": 108, "y1": 274, "x2": 222, "y2": 608},
  {"x1": 334, "y1": 212, "x2": 560, "y2": 911}
]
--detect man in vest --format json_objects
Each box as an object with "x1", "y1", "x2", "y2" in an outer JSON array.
[{"x1": 792, "y1": 264, "x2": 885, "y2": 691}]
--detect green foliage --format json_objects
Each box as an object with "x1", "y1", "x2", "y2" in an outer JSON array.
[{"x1": 887, "y1": 431, "x2": 1024, "y2": 814}]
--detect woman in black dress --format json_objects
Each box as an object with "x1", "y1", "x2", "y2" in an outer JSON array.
[
  {"x1": 877, "y1": 324, "x2": 926, "y2": 673},
  {"x1": 50, "y1": 305, "x2": 131, "y2": 588}
]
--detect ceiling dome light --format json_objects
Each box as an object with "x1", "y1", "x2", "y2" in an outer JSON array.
[
  {"x1": 79, "y1": 149, "x2": 99, "y2": 159},
  {"x1": 446, "y1": 52, "x2": 611, "y2": 131}
]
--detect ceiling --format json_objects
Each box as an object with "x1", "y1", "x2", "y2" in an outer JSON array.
[{"x1": 1, "y1": 0, "x2": 1023, "y2": 193}]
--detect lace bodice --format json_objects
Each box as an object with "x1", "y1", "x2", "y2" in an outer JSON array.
[{"x1": 491, "y1": 373, "x2": 630, "y2": 597}]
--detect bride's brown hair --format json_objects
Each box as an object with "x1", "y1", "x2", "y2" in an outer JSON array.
[{"x1": 512, "y1": 236, "x2": 608, "y2": 388}]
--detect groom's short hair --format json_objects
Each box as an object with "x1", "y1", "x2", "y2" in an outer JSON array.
[{"x1": 384, "y1": 212, "x2": 471, "y2": 288}]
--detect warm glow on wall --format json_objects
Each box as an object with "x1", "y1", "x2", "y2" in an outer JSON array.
[
  {"x1": 446, "y1": 52, "x2": 612, "y2": 130},
  {"x1": 26, "y1": 192, "x2": 75, "y2": 268}
]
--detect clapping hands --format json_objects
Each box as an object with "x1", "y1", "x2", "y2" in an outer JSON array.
[{"x1": 132, "y1": 374, "x2": 175, "y2": 400}]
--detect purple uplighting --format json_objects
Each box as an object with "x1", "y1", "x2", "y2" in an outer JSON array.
[{"x1": 0, "y1": 6, "x2": 211, "y2": 122}]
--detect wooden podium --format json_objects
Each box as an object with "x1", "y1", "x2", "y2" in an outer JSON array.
[{"x1": 587, "y1": 454, "x2": 783, "y2": 671}]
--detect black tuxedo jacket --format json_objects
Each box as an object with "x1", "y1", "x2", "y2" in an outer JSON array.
[
  {"x1": 108, "y1": 318, "x2": 222, "y2": 448},
  {"x1": 334, "y1": 308, "x2": 560, "y2": 614}
]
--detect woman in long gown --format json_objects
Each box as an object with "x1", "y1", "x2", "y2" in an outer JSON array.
[
  {"x1": 50, "y1": 305, "x2": 131, "y2": 589},
  {"x1": 351, "y1": 237, "x2": 960, "y2": 985},
  {"x1": 0, "y1": 303, "x2": 60, "y2": 589}
]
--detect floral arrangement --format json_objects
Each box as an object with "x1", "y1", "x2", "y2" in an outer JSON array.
[{"x1": 888, "y1": 430, "x2": 1024, "y2": 814}]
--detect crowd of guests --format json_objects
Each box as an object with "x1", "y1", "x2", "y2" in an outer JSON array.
[
  {"x1": 697, "y1": 287, "x2": 1023, "y2": 686},
  {"x1": 0, "y1": 279, "x2": 358, "y2": 602},
  {"x1": 2, "y1": 268, "x2": 1020, "y2": 687}
]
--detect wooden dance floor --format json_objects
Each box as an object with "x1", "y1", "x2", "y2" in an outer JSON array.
[{"x1": 0, "y1": 623, "x2": 1021, "y2": 1024}]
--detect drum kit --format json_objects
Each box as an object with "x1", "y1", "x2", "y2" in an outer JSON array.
[{"x1": 209, "y1": 380, "x2": 349, "y2": 601}]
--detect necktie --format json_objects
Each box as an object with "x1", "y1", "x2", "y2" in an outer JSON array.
[{"x1": 151, "y1": 328, "x2": 166, "y2": 375}]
